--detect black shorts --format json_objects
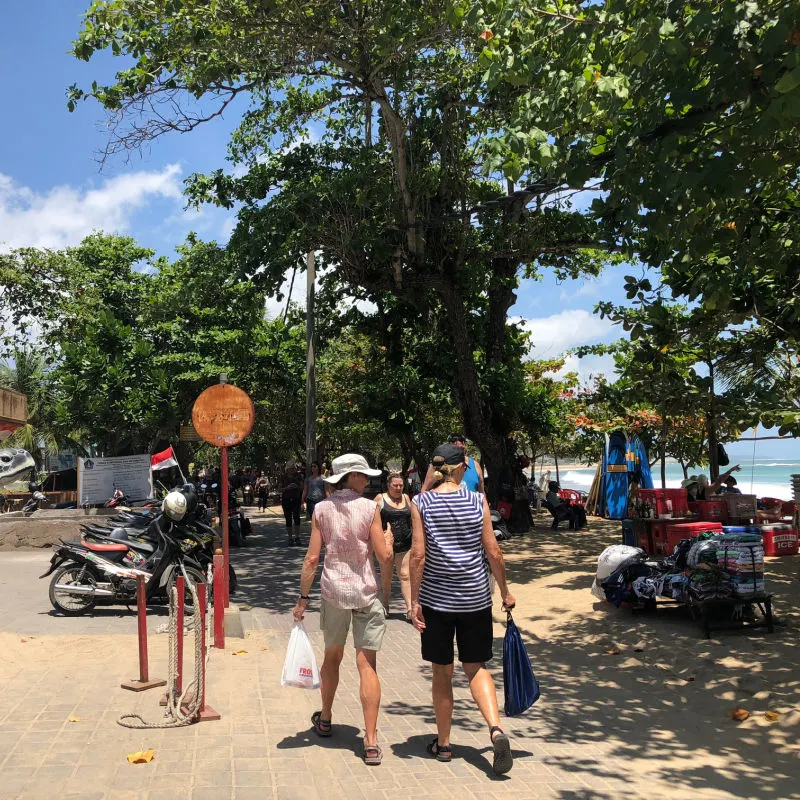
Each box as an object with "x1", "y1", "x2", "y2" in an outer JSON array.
[
  {"x1": 282, "y1": 497, "x2": 301, "y2": 527},
  {"x1": 420, "y1": 605, "x2": 493, "y2": 665}
]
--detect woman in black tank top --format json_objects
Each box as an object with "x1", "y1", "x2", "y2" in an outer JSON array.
[{"x1": 377, "y1": 473, "x2": 413, "y2": 619}]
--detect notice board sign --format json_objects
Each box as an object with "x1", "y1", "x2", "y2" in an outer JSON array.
[{"x1": 77, "y1": 455, "x2": 153, "y2": 506}]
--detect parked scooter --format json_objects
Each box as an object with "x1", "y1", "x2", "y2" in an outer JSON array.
[
  {"x1": 104, "y1": 487, "x2": 129, "y2": 508},
  {"x1": 23, "y1": 482, "x2": 48, "y2": 513},
  {"x1": 40, "y1": 488, "x2": 208, "y2": 616},
  {"x1": 242, "y1": 481, "x2": 254, "y2": 506},
  {"x1": 218, "y1": 486, "x2": 250, "y2": 547}
]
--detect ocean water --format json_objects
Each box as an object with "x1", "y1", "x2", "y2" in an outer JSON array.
[{"x1": 553, "y1": 459, "x2": 800, "y2": 501}]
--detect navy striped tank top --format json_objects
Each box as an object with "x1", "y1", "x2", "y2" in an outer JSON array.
[{"x1": 413, "y1": 487, "x2": 491, "y2": 613}]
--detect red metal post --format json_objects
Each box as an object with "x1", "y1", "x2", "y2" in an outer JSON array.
[
  {"x1": 120, "y1": 574, "x2": 166, "y2": 692},
  {"x1": 213, "y1": 553, "x2": 225, "y2": 650},
  {"x1": 196, "y1": 581, "x2": 220, "y2": 721},
  {"x1": 221, "y1": 445, "x2": 230, "y2": 608},
  {"x1": 136, "y1": 574, "x2": 149, "y2": 681}
]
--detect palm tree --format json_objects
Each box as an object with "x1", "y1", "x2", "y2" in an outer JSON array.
[{"x1": 0, "y1": 348, "x2": 59, "y2": 469}]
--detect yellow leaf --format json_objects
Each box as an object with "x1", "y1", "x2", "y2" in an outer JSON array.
[
  {"x1": 68, "y1": 716, "x2": 81, "y2": 723},
  {"x1": 127, "y1": 749, "x2": 155, "y2": 764},
  {"x1": 765, "y1": 711, "x2": 780, "y2": 721},
  {"x1": 729, "y1": 707, "x2": 750, "y2": 721},
  {"x1": 660, "y1": 345, "x2": 670, "y2": 353},
  {"x1": 232, "y1": 650, "x2": 248, "y2": 656}
]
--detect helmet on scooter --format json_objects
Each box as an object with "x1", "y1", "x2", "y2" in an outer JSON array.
[{"x1": 163, "y1": 490, "x2": 188, "y2": 522}]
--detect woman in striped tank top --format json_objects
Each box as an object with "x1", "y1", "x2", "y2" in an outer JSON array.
[{"x1": 410, "y1": 443, "x2": 517, "y2": 775}]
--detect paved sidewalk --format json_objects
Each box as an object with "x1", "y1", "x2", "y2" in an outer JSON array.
[{"x1": 3, "y1": 510, "x2": 799, "y2": 800}]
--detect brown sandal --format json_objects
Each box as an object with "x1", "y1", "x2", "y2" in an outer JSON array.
[{"x1": 363, "y1": 742, "x2": 382, "y2": 766}]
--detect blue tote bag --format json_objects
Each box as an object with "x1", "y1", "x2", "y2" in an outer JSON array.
[{"x1": 503, "y1": 612, "x2": 540, "y2": 716}]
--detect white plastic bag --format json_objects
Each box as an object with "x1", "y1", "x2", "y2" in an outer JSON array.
[
  {"x1": 281, "y1": 621, "x2": 320, "y2": 689},
  {"x1": 591, "y1": 544, "x2": 644, "y2": 600}
]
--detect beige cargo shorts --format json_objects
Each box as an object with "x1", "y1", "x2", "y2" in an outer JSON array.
[{"x1": 320, "y1": 597, "x2": 387, "y2": 650}]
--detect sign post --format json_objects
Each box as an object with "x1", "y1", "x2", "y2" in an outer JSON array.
[{"x1": 192, "y1": 381, "x2": 254, "y2": 610}]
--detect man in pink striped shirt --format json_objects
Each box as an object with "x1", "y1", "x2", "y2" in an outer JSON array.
[{"x1": 293, "y1": 454, "x2": 394, "y2": 765}]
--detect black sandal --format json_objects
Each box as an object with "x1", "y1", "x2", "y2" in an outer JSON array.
[
  {"x1": 426, "y1": 736, "x2": 452, "y2": 762},
  {"x1": 490, "y1": 726, "x2": 513, "y2": 775},
  {"x1": 311, "y1": 711, "x2": 332, "y2": 737}
]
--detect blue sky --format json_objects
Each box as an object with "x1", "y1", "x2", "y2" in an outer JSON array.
[{"x1": 1, "y1": 2, "x2": 796, "y2": 462}]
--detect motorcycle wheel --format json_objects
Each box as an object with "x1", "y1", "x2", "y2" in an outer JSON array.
[{"x1": 49, "y1": 564, "x2": 99, "y2": 616}]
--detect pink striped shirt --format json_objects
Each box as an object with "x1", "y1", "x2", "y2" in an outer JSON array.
[{"x1": 314, "y1": 489, "x2": 379, "y2": 609}]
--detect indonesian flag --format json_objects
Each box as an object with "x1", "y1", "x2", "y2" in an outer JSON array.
[{"x1": 151, "y1": 446, "x2": 179, "y2": 471}]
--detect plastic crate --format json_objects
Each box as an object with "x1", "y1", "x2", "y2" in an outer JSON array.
[
  {"x1": 636, "y1": 488, "x2": 690, "y2": 519},
  {"x1": 761, "y1": 524, "x2": 799, "y2": 556},
  {"x1": 654, "y1": 521, "x2": 723, "y2": 557},
  {"x1": 725, "y1": 493, "x2": 757, "y2": 523},
  {"x1": 688, "y1": 499, "x2": 729, "y2": 522},
  {"x1": 621, "y1": 519, "x2": 637, "y2": 548}
]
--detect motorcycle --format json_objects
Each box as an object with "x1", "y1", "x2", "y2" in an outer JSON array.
[
  {"x1": 40, "y1": 488, "x2": 209, "y2": 616},
  {"x1": 104, "y1": 487, "x2": 129, "y2": 508},
  {"x1": 242, "y1": 482, "x2": 254, "y2": 506},
  {"x1": 218, "y1": 487, "x2": 250, "y2": 547},
  {"x1": 23, "y1": 482, "x2": 48, "y2": 513}
]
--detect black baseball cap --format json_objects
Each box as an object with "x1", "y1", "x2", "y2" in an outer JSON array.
[{"x1": 433, "y1": 443, "x2": 466, "y2": 466}]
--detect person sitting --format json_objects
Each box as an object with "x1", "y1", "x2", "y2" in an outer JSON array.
[
  {"x1": 718, "y1": 476, "x2": 742, "y2": 495},
  {"x1": 544, "y1": 481, "x2": 580, "y2": 530},
  {"x1": 757, "y1": 498, "x2": 784, "y2": 524},
  {"x1": 683, "y1": 465, "x2": 742, "y2": 501}
]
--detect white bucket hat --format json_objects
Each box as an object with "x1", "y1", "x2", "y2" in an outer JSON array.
[{"x1": 323, "y1": 453, "x2": 382, "y2": 484}]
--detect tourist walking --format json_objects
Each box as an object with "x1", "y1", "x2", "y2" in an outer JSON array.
[
  {"x1": 292, "y1": 454, "x2": 393, "y2": 765},
  {"x1": 302, "y1": 461, "x2": 325, "y2": 520},
  {"x1": 281, "y1": 462, "x2": 303, "y2": 546},
  {"x1": 410, "y1": 443, "x2": 517, "y2": 775},
  {"x1": 255, "y1": 471, "x2": 269, "y2": 512},
  {"x1": 376, "y1": 472, "x2": 413, "y2": 619}
]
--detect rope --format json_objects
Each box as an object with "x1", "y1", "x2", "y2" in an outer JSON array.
[{"x1": 117, "y1": 563, "x2": 206, "y2": 729}]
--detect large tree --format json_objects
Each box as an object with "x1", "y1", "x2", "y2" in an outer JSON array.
[{"x1": 69, "y1": 0, "x2": 611, "y2": 495}]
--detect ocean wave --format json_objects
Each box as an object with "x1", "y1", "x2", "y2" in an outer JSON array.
[
  {"x1": 552, "y1": 471, "x2": 795, "y2": 501},
  {"x1": 756, "y1": 462, "x2": 800, "y2": 468}
]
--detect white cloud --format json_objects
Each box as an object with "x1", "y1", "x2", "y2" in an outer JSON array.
[
  {"x1": 0, "y1": 166, "x2": 182, "y2": 250},
  {"x1": 516, "y1": 309, "x2": 614, "y2": 358},
  {"x1": 548, "y1": 352, "x2": 618, "y2": 384}
]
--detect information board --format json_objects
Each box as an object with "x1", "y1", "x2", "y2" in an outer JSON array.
[{"x1": 77, "y1": 454, "x2": 153, "y2": 506}]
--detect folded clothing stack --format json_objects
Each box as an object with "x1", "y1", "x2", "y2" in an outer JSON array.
[
  {"x1": 688, "y1": 567, "x2": 733, "y2": 601},
  {"x1": 714, "y1": 534, "x2": 765, "y2": 598}
]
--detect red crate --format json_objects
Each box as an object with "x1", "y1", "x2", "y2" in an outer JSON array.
[
  {"x1": 688, "y1": 499, "x2": 729, "y2": 523},
  {"x1": 654, "y1": 521, "x2": 723, "y2": 557},
  {"x1": 636, "y1": 528, "x2": 654, "y2": 554},
  {"x1": 637, "y1": 488, "x2": 690, "y2": 519},
  {"x1": 761, "y1": 524, "x2": 799, "y2": 557}
]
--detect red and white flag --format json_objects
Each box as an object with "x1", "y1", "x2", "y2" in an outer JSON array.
[{"x1": 151, "y1": 446, "x2": 179, "y2": 471}]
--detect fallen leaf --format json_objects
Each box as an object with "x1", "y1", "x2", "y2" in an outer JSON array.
[
  {"x1": 765, "y1": 711, "x2": 780, "y2": 721},
  {"x1": 605, "y1": 649, "x2": 620, "y2": 655},
  {"x1": 261, "y1": 648, "x2": 269, "y2": 652},
  {"x1": 729, "y1": 707, "x2": 750, "y2": 722},
  {"x1": 232, "y1": 650, "x2": 248, "y2": 656},
  {"x1": 68, "y1": 716, "x2": 81, "y2": 723},
  {"x1": 127, "y1": 749, "x2": 155, "y2": 764},
  {"x1": 479, "y1": 29, "x2": 494, "y2": 41}
]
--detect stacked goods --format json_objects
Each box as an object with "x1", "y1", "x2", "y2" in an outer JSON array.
[{"x1": 717, "y1": 530, "x2": 765, "y2": 597}]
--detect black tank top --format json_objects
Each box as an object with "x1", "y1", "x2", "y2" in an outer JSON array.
[{"x1": 380, "y1": 494, "x2": 412, "y2": 553}]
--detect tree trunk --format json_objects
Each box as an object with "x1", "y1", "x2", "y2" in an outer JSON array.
[
  {"x1": 660, "y1": 411, "x2": 668, "y2": 489},
  {"x1": 552, "y1": 437, "x2": 560, "y2": 484}
]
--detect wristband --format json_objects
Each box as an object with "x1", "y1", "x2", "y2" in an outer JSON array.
[{"x1": 299, "y1": 594, "x2": 310, "y2": 601}]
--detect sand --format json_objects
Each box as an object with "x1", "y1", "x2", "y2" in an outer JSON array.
[{"x1": 493, "y1": 510, "x2": 800, "y2": 798}]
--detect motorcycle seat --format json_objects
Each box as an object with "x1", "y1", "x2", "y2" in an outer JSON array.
[{"x1": 82, "y1": 540, "x2": 129, "y2": 553}]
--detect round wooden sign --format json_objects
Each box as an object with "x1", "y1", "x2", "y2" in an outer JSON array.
[{"x1": 192, "y1": 384, "x2": 254, "y2": 447}]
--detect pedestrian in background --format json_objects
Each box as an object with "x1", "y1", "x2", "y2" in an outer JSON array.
[
  {"x1": 255, "y1": 471, "x2": 269, "y2": 512},
  {"x1": 293, "y1": 453, "x2": 393, "y2": 765},
  {"x1": 302, "y1": 461, "x2": 325, "y2": 520},
  {"x1": 281, "y1": 462, "x2": 303, "y2": 546},
  {"x1": 410, "y1": 443, "x2": 517, "y2": 775},
  {"x1": 376, "y1": 472, "x2": 414, "y2": 620}
]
